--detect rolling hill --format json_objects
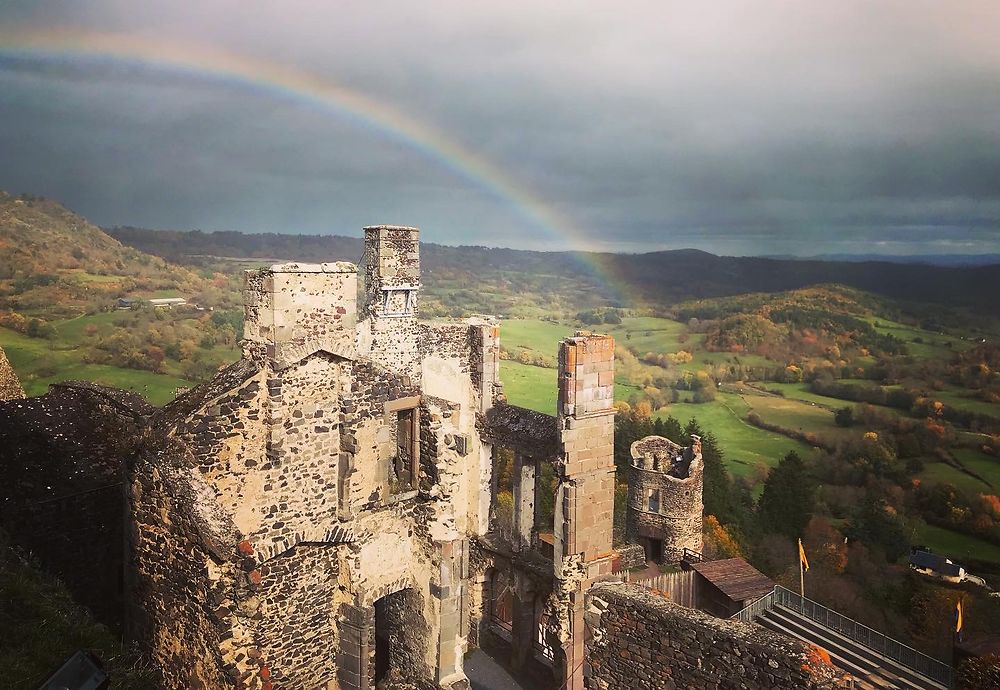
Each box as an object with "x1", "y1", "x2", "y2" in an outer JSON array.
[
  {"x1": 108, "y1": 225, "x2": 1000, "y2": 315},
  {"x1": 0, "y1": 192, "x2": 209, "y2": 321}
]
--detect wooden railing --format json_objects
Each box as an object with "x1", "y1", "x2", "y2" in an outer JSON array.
[{"x1": 681, "y1": 547, "x2": 703, "y2": 564}]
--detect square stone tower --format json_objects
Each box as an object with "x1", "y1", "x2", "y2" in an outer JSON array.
[{"x1": 357, "y1": 226, "x2": 422, "y2": 376}]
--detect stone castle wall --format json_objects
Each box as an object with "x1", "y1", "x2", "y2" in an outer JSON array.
[
  {"x1": 0, "y1": 345, "x2": 24, "y2": 400},
  {"x1": 0, "y1": 383, "x2": 146, "y2": 629},
  {"x1": 584, "y1": 583, "x2": 851, "y2": 690},
  {"x1": 127, "y1": 437, "x2": 236, "y2": 690}
]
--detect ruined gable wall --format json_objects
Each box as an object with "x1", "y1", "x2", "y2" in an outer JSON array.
[
  {"x1": 128, "y1": 440, "x2": 239, "y2": 690},
  {"x1": 171, "y1": 367, "x2": 269, "y2": 531},
  {"x1": 0, "y1": 346, "x2": 24, "y2": 399},
  {"x1": 584, "y1": 583, "x2": 850, "y2": 690},
  {"x1": 170, "y1": 352, "x2": 352, "y2": 558}
]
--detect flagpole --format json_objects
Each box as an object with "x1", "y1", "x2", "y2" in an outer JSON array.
[
  {"x1": 800, "y1": 552, "x2": 805, "y2": 598},
  {"x1": 798, "y1": 538, "x2": 805, "y2": 598}
]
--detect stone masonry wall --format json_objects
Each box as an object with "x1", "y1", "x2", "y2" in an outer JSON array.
[
  {"x1": 0, "y1": 383, "x2": 144, "y2": 629},
  {"x1": 251, "y1": 543, "x2": 342, "y2": 688},
  {"x1": 128, "y1": 439, "x2": 236, "y2": 690},
  {"x1": 584, "y1": 583, "x2": 851, "y2": 690},
  {"x1": 626, "y1": 435, "x2": 704, "y2": 562},
  {"x1": 242, "y1": 262, "x2": 358, "y2": 367},
  {"x1": 0, "y1": 345, "x2": 24, "y2": 399}
]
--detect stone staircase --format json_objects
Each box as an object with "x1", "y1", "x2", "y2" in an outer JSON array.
[
  {"x1": 758, "y1": 605, "x2": 948, "y2": 690},
  {"x1": 733, "y1": 586, "x2": 952, "y2": 690}
]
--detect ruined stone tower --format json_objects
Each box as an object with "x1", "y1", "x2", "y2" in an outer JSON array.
[
  {"x1": 554, "y1": 332, "x2": 616, "y2": 690},
  {"x1": 626, "y1": 434, "x2": 704, "y2": 563}
]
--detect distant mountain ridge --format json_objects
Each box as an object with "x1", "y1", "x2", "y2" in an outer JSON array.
[
  {"x1": 764, "y1": 253, "x2": 1000, "y2": 267},
  {"x1": 108, "y1": 225, "x2": 1000, "y2": 313}
]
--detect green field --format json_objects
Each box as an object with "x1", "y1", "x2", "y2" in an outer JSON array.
[
  {"x1": 917, "y1": 448, "x2": 1000, "y2": 495},
  {"x1": 0, "y1": 323, "x2": 198, "y2": 405},
  {"x1": 605, "y1": 317, "x2": 687, "y2": 353},
  {"x1": 952, "y1": 448, "x2": 1000, "y2": 491},
  {"x1": 761, "y1": 382, "x2": 851, "y2": 409},
  {"x1": 657, "y1": 392, "x2": 813, "y2": 478},
  {"x1": 918, "y1": 461, "x2": 992, "y2": 496},
  {"x1": 930, "y1": 387, "x2": 1000, "y2": 418},
  {"x1": 915, "y1": 523, "x2": 1000, "y2": 565},
  {"x1": 52, "y1": 311, "x2": 127, "y2": 341},
  {"x1": 499, "y1": 361, "x2": 558, "y2": 413},
  {"x1": 741, "y1": 391, "x2": 855, "y2": 444},
  {"x1": 869, "y1": 317, "x2": 971, "y2": 358},
  {"x1": 500, "y1": 360, "x2": 644, "y2": 415},
  {"x1": 499, "y1": 319, "x2": 575, "y2": 358}
]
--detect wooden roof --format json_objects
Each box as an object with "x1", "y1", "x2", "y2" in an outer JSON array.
[{"x1": 690, "y1": 558, "x2": 774, "y2": 603}]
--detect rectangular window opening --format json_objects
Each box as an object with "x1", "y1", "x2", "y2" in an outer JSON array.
[{"x1": 390, "y1": 407, "x2": 418, "y2": 494}]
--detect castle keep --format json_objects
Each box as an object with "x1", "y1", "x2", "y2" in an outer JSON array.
[{"x1": 626, "y1": 434, "x2": 704, "y2": 563}]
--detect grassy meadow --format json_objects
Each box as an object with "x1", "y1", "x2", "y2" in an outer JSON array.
[
  {"x1": 915, "y1": 523, "x2": 1000, "y2": 565},
  {"x1": 497, "y1": 315, "x2": 1000, "y2": 499},
  {"x1": 0, "y1": 324, "x2": 199, "y2": 404}
]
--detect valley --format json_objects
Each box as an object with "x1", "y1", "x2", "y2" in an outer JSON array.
[{"x1": 3, "y1": 194, "x2": 1000, "y2": 664}]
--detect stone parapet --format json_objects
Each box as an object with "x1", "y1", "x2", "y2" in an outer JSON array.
[{"x1": 584, "y1": 582, "x2": 852, "y2": 690}]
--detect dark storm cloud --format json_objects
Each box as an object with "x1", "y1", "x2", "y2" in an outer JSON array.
[{"x1": 1, "y1": 0, "x2": 998, "y2": 254}]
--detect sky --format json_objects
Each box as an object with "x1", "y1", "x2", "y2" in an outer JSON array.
[{"x1": 1, "y1": 1, "x2": 999, "y2": 256}]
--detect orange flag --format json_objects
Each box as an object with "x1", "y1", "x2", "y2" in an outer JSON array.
[
  {"x1": 956, "y1": 599, "x2": 963, "y2": 634},
  {"x1": 798, "y1": 538, "x2": 810, "y2": 572}
]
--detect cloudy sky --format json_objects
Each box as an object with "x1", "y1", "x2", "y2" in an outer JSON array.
[{"x1": 1, "y1": 1, "x2": 999, "y2": 255}]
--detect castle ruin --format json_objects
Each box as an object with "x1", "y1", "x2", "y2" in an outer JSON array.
[
  {"x1": 123, "y1": 226, "x2": 623, "y2": 690},
  {"x1": 0, "y1": 228, "x2": 848, "y2": 690},
  {"x1": 626, "y1": 434, "x2": 704, "y2": 563}
]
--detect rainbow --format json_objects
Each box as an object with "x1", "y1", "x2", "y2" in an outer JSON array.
[{"x1": 0, "y1": 27, "x2": 634, "y2": 304}]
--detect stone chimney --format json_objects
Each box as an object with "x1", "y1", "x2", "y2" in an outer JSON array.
[
  {"x1": 356, "y1": 226, "x2": 422, "y2": 376},
  {"x1": 243, "y1": 262, "x2": 357, "y2": 367},
  {"x1": 359, "y1": 225, "x2": 420, "y2": 321}
]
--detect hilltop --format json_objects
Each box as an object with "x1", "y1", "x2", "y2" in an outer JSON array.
[
  {"x1": 0, "y1": 192, "x2": 212, "y2": 321},
  {"x1": 108, "y1": 225, "x2": 1000, "y2": 315},
  {"x1": 0, "y1": 194, "x2": 242, "y2": 401}
]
